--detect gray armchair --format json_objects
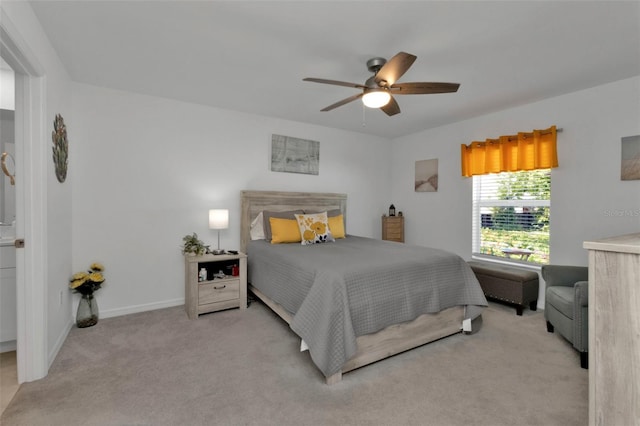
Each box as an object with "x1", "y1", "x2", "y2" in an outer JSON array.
[{"x1": 542, "y1": 265, "x2": 589, "y2": 369}]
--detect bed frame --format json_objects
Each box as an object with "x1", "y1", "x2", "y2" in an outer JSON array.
[{"x1": 240, "y1": 190, "x2": 465, "y2": 384}]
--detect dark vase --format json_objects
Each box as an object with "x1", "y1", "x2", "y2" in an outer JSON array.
[{"x1": 76, "y1": 294, "x2": 99, "y2": 328}]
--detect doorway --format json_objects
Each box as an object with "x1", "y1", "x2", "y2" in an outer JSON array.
[
  {"x1": 0, "y1": 55, "x2": 18, "y2": 414},
  {"x1": 1, "y1": 11, "x2": 49, "y2": 386}
]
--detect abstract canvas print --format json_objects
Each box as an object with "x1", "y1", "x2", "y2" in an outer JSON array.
[
  {"x1": 415, "y1": 158, "x2": 438, "y2": 192},
  {"x1": 621, "y1": 135, "x2": 640, "y2": 181},
  {"x1": 271, "y1": 134, "x2": 319, "y2": 175}
]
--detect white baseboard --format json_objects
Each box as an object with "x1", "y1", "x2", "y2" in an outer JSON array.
[
  {"x1": 0, "y1": 340, "x2": 17, "y2": 353},
  {"x1": 100, "y1": 298, "x2": 185, "y2": 319},
  {"x1": 49, "y1": 319, "x2": 73, "y2": 367}
]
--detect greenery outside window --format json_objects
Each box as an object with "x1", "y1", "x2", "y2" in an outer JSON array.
[{"x1": 472, "y1": 169, "x2": 550, "y2": 264}]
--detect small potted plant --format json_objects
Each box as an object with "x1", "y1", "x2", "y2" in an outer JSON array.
[{"x1": 181, "y1": 233, "x2": 209, "y2": 256}]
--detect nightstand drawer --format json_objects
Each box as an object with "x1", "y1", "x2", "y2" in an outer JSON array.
[{"x1": 199, "y1": 279, "x2": 240, "y2": 305}]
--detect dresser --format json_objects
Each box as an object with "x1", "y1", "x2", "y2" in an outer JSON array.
[
  {"x1": 382, "y1": 216, "x2": 404, "y2": 242},
  {"x1": 583, "y1": 233, "x2": 640, "y2": 426}
]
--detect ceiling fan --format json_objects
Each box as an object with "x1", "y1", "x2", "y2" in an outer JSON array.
[{"x1": 303, "y1": 52, "x2": 460, "y2": 116}]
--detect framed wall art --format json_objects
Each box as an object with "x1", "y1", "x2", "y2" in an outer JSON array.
[
  {"x1": 52, "y1": 114, "x2": 68, "y2": 183},
  {"x1": 271, "y1": 134, "x2": 319, "y2": 175},
  {"x1": 621, "y1": 135, "x2": 640, "y2": 181},
  {"x1": 415, "y1": 158, "x2": 438, "y2": 192}
]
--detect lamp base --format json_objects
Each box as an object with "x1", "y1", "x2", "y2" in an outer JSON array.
[{"x1": 211, "y1": 249, "x2": 225, "y2": 255}]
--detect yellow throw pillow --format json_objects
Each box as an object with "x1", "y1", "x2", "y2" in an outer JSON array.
[
  {"x1": 328, "y1": 214, "x2": 346, "y2": 239},
  {"x1": 269, "y1": 217, "x2": 302, "y2": 244},
  {"x1": 294, "y1": 212, "x2": 335, "y2": 245}
]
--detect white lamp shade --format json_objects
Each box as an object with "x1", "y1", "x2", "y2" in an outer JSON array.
[
  {"x1": 209, "y1": 209, "x2": 229, "y2": 229},
  {"x1": 362, "y1": 90, "x2": 391, "y2": 108}
]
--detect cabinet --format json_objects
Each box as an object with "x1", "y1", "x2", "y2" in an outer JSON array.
[
  {"x1": 583, "y1": 233, "x2": 640, "y2": 426},
  {"x1": 1, "y1": 244, "x2": 16, "y2": 350},
  {"x1": 184, "y1": 252, "x2": 247, "y2": 319},
  {"x1": 382, "y1": 216, "x2": 404, "y2": 242}
]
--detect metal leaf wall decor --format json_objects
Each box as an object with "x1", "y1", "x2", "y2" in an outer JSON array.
[{"x1": 52, "y1": 114, "x2": 68, "y2": 183}]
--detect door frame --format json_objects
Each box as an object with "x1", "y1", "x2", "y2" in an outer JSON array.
[{"x1": 1, "y1": 9, "x2": 49, "y2": 382}]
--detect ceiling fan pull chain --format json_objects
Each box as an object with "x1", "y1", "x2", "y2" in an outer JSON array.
[{"x1": 362, "y1": 103, "x2": 367, "y2": 127}]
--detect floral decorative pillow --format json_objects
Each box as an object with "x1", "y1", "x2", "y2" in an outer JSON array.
[{"x1": 294, "y1": 212, "x2": 335, "y2": 245}]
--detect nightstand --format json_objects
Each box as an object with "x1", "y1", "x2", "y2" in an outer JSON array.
[
  {"x1": 382, "y1": 216, "x2": 404, "y2": 242},
  {"x1": 184, "y1": 252, "x2": 247, "y2": 319}
]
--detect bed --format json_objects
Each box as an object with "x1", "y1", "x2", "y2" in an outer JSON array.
[{"x1": 240, "y1": 190, "x2": 487, "y2": 384}]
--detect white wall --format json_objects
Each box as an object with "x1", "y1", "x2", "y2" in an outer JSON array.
[
  {"x1": 390, "y1": 76, "x2": 640, "y2": 307},
  {"x1": 71, "y1": 83, "x2": 391, "y2": 317},
  {"x1": 0, "y1": 64, "x2": 15, "y2": 110},
  {"x1": 1, "y1": 111, "x2": 16, "y2": 225},
  {"x1": 73, "y1": 77, "x2": 640, "y2": 317},
  {"x1": 390, "y1": 76, "x2": 640, "y2": 265}
]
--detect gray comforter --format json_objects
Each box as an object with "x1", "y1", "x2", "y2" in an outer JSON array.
[{"x1": 248, "y1": 236, "x2": 487, "y2": 377}]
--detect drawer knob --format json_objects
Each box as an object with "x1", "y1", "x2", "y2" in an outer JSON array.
[{"x1": 214, "y1": 285, "x2": 226, "y2": 290}]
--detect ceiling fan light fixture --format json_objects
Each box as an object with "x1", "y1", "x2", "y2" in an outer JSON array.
[
  {"x1": 303, "y1": 52, "x2": 459, "y2": 116},
  {"x1": 362, "y1": 90, "x2": 391, "y2": 108}
]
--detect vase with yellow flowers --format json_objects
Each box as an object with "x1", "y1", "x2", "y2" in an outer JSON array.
[{"x1": 69, "y1": 263, "x2": 105, "y2": 328}]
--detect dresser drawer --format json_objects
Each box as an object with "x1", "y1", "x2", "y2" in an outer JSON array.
[
  {"x1": 385, "y1": 222, "x2": 403, "y2": 232},
  {"x1": 386, "y1": 229, "x2": 403, "y2": 239},
  {"x1": 199, "y1": 279, "x2": 240, "y2": 305}
]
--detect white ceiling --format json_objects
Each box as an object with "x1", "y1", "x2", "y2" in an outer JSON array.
[{"x1": 29, "y1": 1, "x2": 640, "y2": 139}]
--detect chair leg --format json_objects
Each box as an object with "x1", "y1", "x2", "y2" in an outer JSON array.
[
  {"x1": 529, "y1": 300, "x2": 538, "y2": 311},
  {"x1": 546, "y1": 321, "x2": 554, "y2": 333},
  {"x1": 580, "y1": 352, "x2": 588, "y2": 369}
]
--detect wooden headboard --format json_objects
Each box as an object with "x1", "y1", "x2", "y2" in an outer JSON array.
[{"x1": 240, "y1": 190, "x2": 347, "y2": 253}]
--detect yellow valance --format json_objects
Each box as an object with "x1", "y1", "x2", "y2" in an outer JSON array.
[{"x1": 461, "y1": 125, "x2": 558, "y2": 177}]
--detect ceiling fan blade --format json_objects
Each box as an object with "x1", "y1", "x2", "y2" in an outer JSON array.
[
  {"x1": 375, "y1": 52, "x2": 416, "y2": 87},
  {"x1": 390, "y1": 82, "x2": 460, "y2": 95},
  {"x1": 303, "y1": 78, "x2": 366, "y2": 89},
  {"x1": 380, "y1": 95, "x2": 400, "y2": 116},
  {"x1": 320, "y1": 93, "x2": 364, "y2": 111}
]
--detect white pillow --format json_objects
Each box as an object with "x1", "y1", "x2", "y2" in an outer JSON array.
[{"x1": 250, "y1": 212, "x2": 265, "y2": 240}]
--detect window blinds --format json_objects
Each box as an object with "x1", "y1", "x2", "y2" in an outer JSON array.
[{"x1": 472, "y1": 169, "x2": 551, "y2": 264}]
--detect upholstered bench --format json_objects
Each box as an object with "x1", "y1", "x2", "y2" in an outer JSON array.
[{"x1": 467, "y1": 261, "x2": 539, "y2": 315}]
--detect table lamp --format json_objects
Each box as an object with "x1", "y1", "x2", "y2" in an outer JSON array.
[{"x1": 209, "y1": 209, "x2": 229, "y2": 255}]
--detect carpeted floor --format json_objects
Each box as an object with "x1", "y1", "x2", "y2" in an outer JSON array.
[
  {"x1": 1, "y1": 299, "x2": 588, "y2": 426},
  {"x1": 0, "y1": 351, "x2": 19, "y2": 414}
]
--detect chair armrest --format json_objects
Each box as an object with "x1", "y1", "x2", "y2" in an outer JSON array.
[
  {"x1": 541, "y1": 265, "x2": 588, "y2": 288},
  {"x1": 574, "y1": 280, "x2": 588, "y2": 307},
  {"x1": 573, "y1": 280, "x2": 589, "y2": 352}
]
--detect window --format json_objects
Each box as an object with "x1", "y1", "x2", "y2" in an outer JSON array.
[{"x1": 472, "y1": 169, "x2": 550, "y2": 264}]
